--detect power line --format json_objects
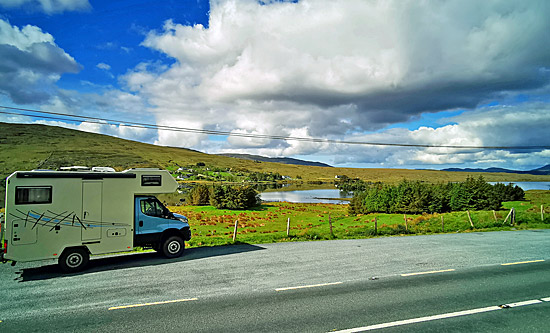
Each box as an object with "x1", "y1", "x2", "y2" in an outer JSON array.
[{"x1": 1, "y1": 105, "x2": 549, "y2": 150}]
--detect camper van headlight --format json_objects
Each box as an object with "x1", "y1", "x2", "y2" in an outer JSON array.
[{"x1": 172, "y1": 213, "x2": 189, "y2": 224}]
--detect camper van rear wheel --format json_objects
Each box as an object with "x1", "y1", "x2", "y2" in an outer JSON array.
[
  {"x1": 59, "y1": 248, "x2": 89, "y2": 273},
  {"x1": 162, "y1": 236, "x2": 185, "y2": 258}
]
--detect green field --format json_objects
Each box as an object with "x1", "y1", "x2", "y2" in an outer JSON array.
[
  {"x1": 1, "y1": 190, "x2": 548, "y2": 252},
  {"x1": 172, "y1": 190, "x2": 550, "y2": 248}
]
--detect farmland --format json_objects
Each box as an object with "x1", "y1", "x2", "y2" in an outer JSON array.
[{"x1": 172, "y1": 190, "x2": 550, "y2": 248}]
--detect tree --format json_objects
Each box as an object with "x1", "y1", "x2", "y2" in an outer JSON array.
[
  {"x1": 349, "y1": 177, "x2": 516, "y2": 215},
  {"x1": 210, "y1": 185, "x2": 260, "y2": 209},
  {"x1": 188, "y1": 184, "x2": 211, "y2": 205}
]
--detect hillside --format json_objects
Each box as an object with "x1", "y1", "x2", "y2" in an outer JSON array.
[
  {"x1": 2, "y1": 122, "x2": 549, "y2": 206},
  {"x1": 443, "y1": 165, "x2": 550, "y2": 175},
  {"x1": 218, "y1": 153, "x2": 332, "y2": 167}
]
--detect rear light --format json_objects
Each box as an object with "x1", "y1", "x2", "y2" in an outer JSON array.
[{"x1": 3, "y1": 240, "x2": 6, "y2": 253}]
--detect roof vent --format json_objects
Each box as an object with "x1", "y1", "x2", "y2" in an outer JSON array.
[
  {"x1": 92, "y1": 167, "x2": 116, "y2": 172},
  {"x1": 59, "y1": 166, "x2": 91, "y2": 171}
]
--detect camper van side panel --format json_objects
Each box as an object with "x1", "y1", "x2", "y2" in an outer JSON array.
[
  {"x1": 90, "y1": 178, "x2": 133, "y2": 253},
  {"x1": 5, "y1": 174, "x2": 84, "y2": 262}
]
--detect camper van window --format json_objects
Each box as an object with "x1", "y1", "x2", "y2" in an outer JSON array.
[
  {"x1": 142, "y1": 175, "x2": 162, "y2": 186},
  {"x1": 15, "y1": 186, "x2": 52, "y2": 205},
  {"x1": 140, "y1": 198, "x2": 165, "y2": 217}
]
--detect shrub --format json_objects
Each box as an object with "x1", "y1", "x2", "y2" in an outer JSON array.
[
  {"x1": 210, "y1": 185, "x2": 260, "y2": 210},
  {"x1": 349, "y1": 176, "x2": 524, "y2": 215}
]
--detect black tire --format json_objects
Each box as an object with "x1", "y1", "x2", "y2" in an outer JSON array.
[
  {"x1": 161, "y1": 235, "x2": 185, "y2": 258},
  {"x1": 59, "y1": 248, "x2": 89, "y2": 273}
]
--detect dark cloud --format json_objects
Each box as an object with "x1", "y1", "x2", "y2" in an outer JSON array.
[{"x1": 0, "y1": 40, "x2": 81, "y2": 104}]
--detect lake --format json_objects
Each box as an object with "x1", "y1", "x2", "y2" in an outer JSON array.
[
  {"x1": 488, "y1": 181, "x2": 550, "y2": 191},
  {"x1": 260, "y1": 181, "x2": 550, "y2": 204},
  {"x1": 260, "y1": 189, "x2": 352, "y2": 204}
]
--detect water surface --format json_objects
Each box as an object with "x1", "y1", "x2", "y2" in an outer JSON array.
[
  {"x1": 260, "y1": 189, "x2": 351, "y2": 204},
  {"x1": 488, "y1": 182, "x2": 550, "y2": 191}
]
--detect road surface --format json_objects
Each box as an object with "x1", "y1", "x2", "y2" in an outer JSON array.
[{"x1": 1, "y1": 230, "x2": 549, "y2": 332}]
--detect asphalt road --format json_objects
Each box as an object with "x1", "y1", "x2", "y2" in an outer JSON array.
[{"x1": 1, "y1": 230, "x2": 549, "y2": 332}]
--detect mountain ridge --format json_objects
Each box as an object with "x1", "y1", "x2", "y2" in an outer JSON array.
[
  {"x1": 217, "y1": 153, "x2": 332, "y2": 167},
  {"x1": 442, "y1": 165, "x2": 550, "y2": 176}
]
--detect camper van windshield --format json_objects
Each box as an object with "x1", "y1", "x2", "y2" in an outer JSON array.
[{"x1": 140, "y1": 198, "x2": 169, "y2": 218}]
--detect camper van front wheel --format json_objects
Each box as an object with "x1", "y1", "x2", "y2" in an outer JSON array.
[
  {"x1": 162, "y1": 236, "x2": 185, "y2": 258},
  {"x1": 59, "y1": 248, "x2": 89, "y2": 273}
]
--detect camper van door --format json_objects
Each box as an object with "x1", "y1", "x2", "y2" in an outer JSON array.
[{"x1": 81, "y1": 181, "x2": 102, "y2": 241}]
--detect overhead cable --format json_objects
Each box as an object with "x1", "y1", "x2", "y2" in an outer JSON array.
[{"x1": 1, "y1": 106, "x2": 548, "y2": 150}]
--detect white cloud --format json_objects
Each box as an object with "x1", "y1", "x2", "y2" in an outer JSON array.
[
  {"x1": 96, "y1": 63, "x2": 111, "y2": 71},
  {"x1": 323, "y1": 103, "x2": 550, "y2": 169},
  {"x1": 5, "y1": 0, "x2": 548, "y2": 170},
  {"x1": 124, "y1": 0, "x2": 550, "y2": 159},
  {"x1": 141, "y1": 0, "x2": 550, "y2": 119},
  {"x1": 0, "y1": 0, "x2": 91, "y2": 14},
  {"x1": 0, "y1": 19, "x2": 81, "y2": 104}
]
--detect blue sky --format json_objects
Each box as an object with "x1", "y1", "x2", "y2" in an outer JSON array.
[
  {"x1": 2, "y1": 0, "x2": 209, "y2": 91},
  {"x1": 1, "y1": 0, "x2": 549, "y2": 170}
]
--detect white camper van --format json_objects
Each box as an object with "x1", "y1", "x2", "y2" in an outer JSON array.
[{"x1": 1, "y1": 168, "x2": 191, "y2": 272}]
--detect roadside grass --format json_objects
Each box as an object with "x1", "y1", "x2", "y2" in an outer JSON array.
[{"x1": 171, "y1": 191, "x2": 550, "y2": 249}]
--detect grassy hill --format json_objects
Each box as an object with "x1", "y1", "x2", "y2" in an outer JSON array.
[{"x1": 1, "y1": 122, "x2": 549, "y2": 206}]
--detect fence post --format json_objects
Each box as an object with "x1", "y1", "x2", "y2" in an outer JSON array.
[
  {"x1": 329, "y1": 213, "x2": 333, "y2": 236},
  {"x1": 441, "y1": 215, "x2": 444, "y2": 232},
  {"x1": 233, "y1": 220, "x2": 238, "y2": 241},
  {"x1": 403, "y1": 214, "x2": 408, "y2": 232},
  {"x1": 542, "y1": 205, "x2": 545, "y2": 222},
  {"x1": 374, "y1": 217, "x2": 378, "y2": 235},
  {"x1": 492, "y1": 210, "x2": 498, "y2": 223},
  {"x1": 511, "y1": 207, "x2": 515, "y2": 226},
  {"x1": 467, "y1": 210, "x2": 474, "y2": 228},
  {"x1": 286, "y1": 217, "x2": 290, "y2": 237},
  {"x1": 503, "y1": 208, "x2": 513, "y2": 225}
]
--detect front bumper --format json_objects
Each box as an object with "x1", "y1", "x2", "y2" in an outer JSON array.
[{"x1": 182, "y1": 228, "x2": 191, "y2": 241}]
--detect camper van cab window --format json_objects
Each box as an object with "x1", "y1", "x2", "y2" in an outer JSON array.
[
  {"x1": 140, "y1": 198, "x2": 165, "y2": 217},
  {"x1": 142, "y1": 175, "x2": 162, "y2": 186},
  {"x1": 15, "y1": 186, "x2": 52, "y2": 205}
]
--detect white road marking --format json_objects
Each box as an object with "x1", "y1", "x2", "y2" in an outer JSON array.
[
  {"x1": 275, "y1": 282, "x2": 343, "y2": 291},
  {"x1": 108, "y1": 298, "x2": 198, "y2": 310},
  {"x1": 501, "y1": 259, "x2": 545, "y2": 266},
  {"x1": 330, "y1": 297, "x2": 550, "y2": 332},
  {"x1": 400, "y1": 269, "x2": 455, "y2": 277},
  {"x1": 505, "y1": 299, "x2": 542, "y2": 307}
]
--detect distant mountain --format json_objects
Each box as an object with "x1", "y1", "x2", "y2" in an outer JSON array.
[
  {"x1": 218, "y1": 153, "x2": 332, "y2": 167},
  {"x1": 442, "y1": 164, "x2": 550, "y2": 176},
  {"x1": 531, "y1": 164, "x2": 550, "y2": 173}
]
